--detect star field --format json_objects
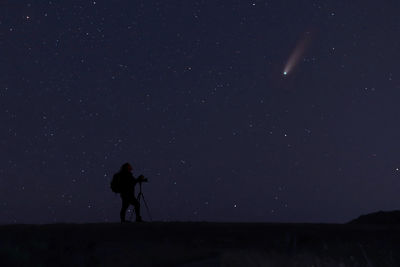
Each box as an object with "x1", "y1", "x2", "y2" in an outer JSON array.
[{"x1": 2, "y1": 1, "x2": 400, "y2": 223}]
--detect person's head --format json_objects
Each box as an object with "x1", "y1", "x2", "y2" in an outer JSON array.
[{"x1": 121, "y1": 162, "x2": 132, "y2": 172}]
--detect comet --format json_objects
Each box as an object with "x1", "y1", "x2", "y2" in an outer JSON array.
[{"x1": 283, "y1": 32, "x2": 313, "y2": 76}]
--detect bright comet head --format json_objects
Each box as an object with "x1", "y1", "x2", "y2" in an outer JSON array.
[{"x1": 283, "y1": 71, "x2": 287, "y2": 76}]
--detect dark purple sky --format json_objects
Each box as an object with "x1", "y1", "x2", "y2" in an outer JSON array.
[{"x1": 2, "y1": 0, "x2": 400, "y2": 224}]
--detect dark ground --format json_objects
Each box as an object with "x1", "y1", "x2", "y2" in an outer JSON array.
[{"x1": 1, "y1": 222, "x2": 400, "y2": 266}]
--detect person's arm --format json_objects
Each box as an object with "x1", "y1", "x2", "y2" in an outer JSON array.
[{"x1": 127, "y1": 173, "x2": 136, "y2": 188}]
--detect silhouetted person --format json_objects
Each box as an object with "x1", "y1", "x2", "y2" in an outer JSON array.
[{"x1": 117, "y1": 163, "x2": 143, "y2": 223}]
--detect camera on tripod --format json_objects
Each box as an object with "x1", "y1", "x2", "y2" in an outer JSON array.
[{"x1": 137, "y1": 175, "x2": 148, "y2": 183}]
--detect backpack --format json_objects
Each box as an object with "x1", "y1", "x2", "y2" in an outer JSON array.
[{"x1": 110, "y1": 173, "x2": 122, "y2": 193}]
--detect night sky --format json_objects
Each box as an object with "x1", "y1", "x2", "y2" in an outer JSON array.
[{"x1": 2, "y1": 1, "x2": 400, "y2": 224}]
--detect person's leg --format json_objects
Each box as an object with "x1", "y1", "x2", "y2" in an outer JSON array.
[{"x1": 120, "y1": 195, "x2": 130, "y2": 222}]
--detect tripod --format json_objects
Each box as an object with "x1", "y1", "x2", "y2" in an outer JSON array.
[{"x1": 136, "y1": 181, "x2": 153, "y2": 222}]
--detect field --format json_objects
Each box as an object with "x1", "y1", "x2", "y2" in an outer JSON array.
[{"x1": 2, "y1": 222, "x2": 400, "y2": 266}]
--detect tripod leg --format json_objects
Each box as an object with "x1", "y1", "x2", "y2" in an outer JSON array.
[{"x1": 138, "y1": 194, "x2": 152, "y2": 222}]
